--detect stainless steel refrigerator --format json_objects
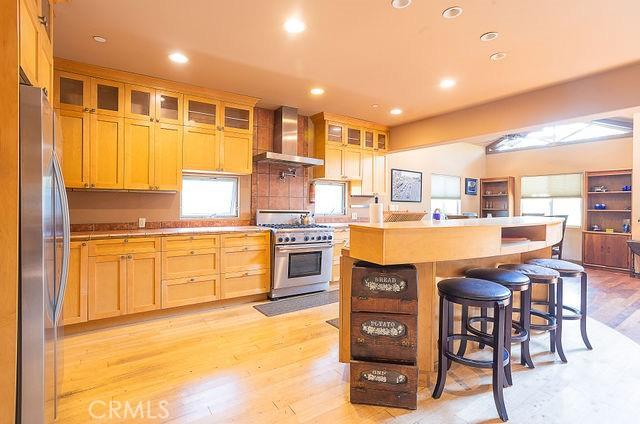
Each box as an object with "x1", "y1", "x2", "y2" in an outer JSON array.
[{"x1": 19, "y1": 85, "x2": 70, "y2": 423}]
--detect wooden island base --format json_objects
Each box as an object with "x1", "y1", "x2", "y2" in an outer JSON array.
[{"x1": 339, "y1": 217, "x2": 564, "y2": 386}]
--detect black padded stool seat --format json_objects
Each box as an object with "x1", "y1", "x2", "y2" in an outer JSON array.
[
  {"x1": 465, "y1": 268, "x2": 530, "y2": 288},
  {"x1": 438, "y1": 277, "x2": 510, "y2": 301},
  {"x1": 433, "y1": 277, "x2": 511, "y2": 421},
  {"x1": 526, "y1": 258, "x2": 584, "y2": 274},
  {"x1": 498, "y1": 263, "x2": 560, "y2": 281}
]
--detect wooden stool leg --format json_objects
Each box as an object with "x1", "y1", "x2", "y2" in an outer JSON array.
[
  {"x1": 432, "y1": 296, "x2": 449, "y2": 399},
  {"x1": 555, "y1": 278, "x2": 568, "y2": 363},
  {"x1": 479, "y1": 307, "x2": 488, "y2": 349},
  {"x1": 446, "y1": 301, "x2": 454, "y2": 370},
  {"x1": 548, "y1": 283, "x2": 556, "y2": 353},
  {"x1": 504, "y1": 298, "x2": 513, "y2": 387},
  {"x1": 580, "y1": 272, "x2": 594, "y2": 350},
  {"x1": 492, "y1": 302, "x2": 509, "y2": 422},
  {"x1": 456, "y1": 305, "x2": 469, "y2": 357},
  {"x1": 520, "y1": 288, "x2": 535, "y2": 368}
]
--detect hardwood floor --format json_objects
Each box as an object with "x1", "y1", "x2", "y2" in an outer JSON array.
[{"x1": 59, "y1": 268, "x2": 640, "y2": 423}]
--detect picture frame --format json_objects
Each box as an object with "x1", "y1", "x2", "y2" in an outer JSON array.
[
  {"x1": 465, "y1": 178, "x2": 478, "y2": 195},
  {"x1": 391, "y1": 168, "x2": 423, "y2": 203}
]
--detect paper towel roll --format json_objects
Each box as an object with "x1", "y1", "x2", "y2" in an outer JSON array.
[{"x1": 369, "y1": 203, "x2": 384, "y2": 223}]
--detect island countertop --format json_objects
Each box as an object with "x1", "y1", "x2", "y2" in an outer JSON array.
[{"x1": 348, "y1": 216, "x2": 563, "y2": 265}]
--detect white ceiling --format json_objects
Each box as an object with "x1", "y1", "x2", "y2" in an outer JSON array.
[{"x1": 53, "y1": 0, "x2": 640, "y2": 125}]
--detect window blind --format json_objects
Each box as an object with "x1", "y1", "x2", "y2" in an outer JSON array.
[
  {"x1": 431, "y1": 174, "x2": 461, "y2": 199},
  {"x1": 521, "y1": 173, "x2": 582, "y2": 198}
]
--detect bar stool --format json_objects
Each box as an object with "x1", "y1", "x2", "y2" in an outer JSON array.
[
  {"x1": 498, "y1": 263, "x2": 567, "y2": 362},
  {"x1": 526, "y1": 259, "x2": 593, "y2": 351},
  {"x1": 432, "y1": 278, "x2": 511, "y2": 422},
  {"x1": 462, "y1": 268, "x2": 533, "y2": 385}
]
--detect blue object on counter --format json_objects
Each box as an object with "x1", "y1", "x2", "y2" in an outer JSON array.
[
  {"x1": 433, "y1": 208, "x2": 442, "y2": 221},
  {"x1": 622, "y1": 185, "x2": 632, "y2": 191}
]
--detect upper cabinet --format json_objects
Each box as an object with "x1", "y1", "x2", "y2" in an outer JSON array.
[
  {"x1": 20, "y1": 0, "x2": 53, "y2": 98},
  {"x1": 311, "y1": 113, "x2": 389, "y2": 185},
  {"x1": 55, "y1": 60, "x2": 258, "y2": 190}
]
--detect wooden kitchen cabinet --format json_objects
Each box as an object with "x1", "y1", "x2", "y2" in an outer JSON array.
[
  {"x1": 61, "y1": 241, "x2": 88, "y2": 326},
  {"x1": 88, "y1": 254, "x2": 127, "y2": 320},
  {"x1": 20, "y1": 0, "x2": 53, "y2": 96},
  {"x1": 156, "y1": 90, "x2": 183, "y2": 125},
  {"x1": 124, "y1": 118, "x2": 154, "y2": 190},
  {"x1": 221, "y1": 245, "x2": 270, "y2": 273},
  {"x1": 326, "y1": 122, "x2": 346, "y2": 145},
  {"x1": 220, "y1": 130, "x2": 252, "y2": 174},
  {"x1": 20, "y1": 0, "x2": 40, "y2": 85},
  {"x1": 221, "y1": 232, "x2": 270, "y2": 248},
  {"x1": 125, "y1": 84, "x2": 155, "y2": 121},
  {"x1": 331, "y1": 228, "x2": 349, "y2": 282},
  {"x1": 184, "y1": 95, "x2": 219, "y2": 129},
  {"x1": 90, "y1": 114, "x2": 125, "y2": 189},
  {"x1": 343, "y1": 147, "x2": 362, "y2": 180},
  {"x1": 55, "y1": 72, "x2": 91, "y2": 112},
  {"x1": 221, "y1": 269, "x2": 270, "y2": 299},
  {"x1": 583, "y1": 232, "x2": 630, "y2": 271},
  {"x1": 375, "y1": 130, "x2": 388, "y2": 151},
  {"x1": 88, "y1": 237, "x2": 159, "y2": 256},
  {"x1": 153, "y1": 123, "x2": 182, "y2": 190},
  {"x1": 162, "y1": 248, "x2": 219, "y2": 279},
  {"x1": 91, "y1": 78, "x2": 124, "y2": 117},
  {"x1": 346, "y1": 127, "x2": 363, "y2": 148},
  {"x1": 162, "y1": 275, "x2": 220, "y2": 308},
  {"x1": 363, "y1": 129, "x2": 375, "y2": 149},
  {"x1": 126, "y1": 252, "x2": 161, "y2": 314},
  {"x1": 183, "y1": 127, "x2": 220, "y2": 172},
  {"x1": 373, "y1": 153, "x2": 387, "y2": 194},
  {"x1": 162, "y1": 235, "x2": 219, "y2": 251},
  {"x1": 58, "y1": 108, "x2": 91, "y2": 188},
  {"x1": 222, "y1": 103, "x2": 253, "y2": 134},
  {"x1": 323, "y1": 145, "x2": 345, "y2": 180}
]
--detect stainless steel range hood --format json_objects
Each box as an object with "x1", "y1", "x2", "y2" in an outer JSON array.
[{"x1": 253, "y1": 106, "x2": 324, "y2": 168}]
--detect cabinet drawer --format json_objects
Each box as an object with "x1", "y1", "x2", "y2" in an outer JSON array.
[
  {"x1": 161, "y1": 235, "x2": 219, "y2": 251},
  {"x1": 221, "y1": 232, "x2": 269, "y2": 247},
  {"x1": 351, "y1": 312, "x2": 417, "y2": 363},
  {"x1": 350, "y1": 360, "x2": 418, "y2": 410},
  {"x1": 221, "y1": 269, "x2": 270, "y2": 299},
  {"x1": 333, "y1": 228, "x2": 350, "y2": 242},
  {"x1": 351, "y1": 263, "x2": 418, "y2": 314},
  {"x1": 88, "y1": 237, "x2": 159, "y2": 256},
  {"x1": 162, "y1": 275, "x2": 219, "y2": 309},
  {"x1": 333, "y1": 239, "x2": 348, "y2": 258},
  {"x1": 221, "y1": 245, "x2": 270, "y2": 273},
  {"x1": 162, "y1": 249, "x2": 219, "y2": 279}
]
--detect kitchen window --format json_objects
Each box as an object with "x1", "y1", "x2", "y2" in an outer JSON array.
[
  {"x1": 314, "y1": 181, "x2": 346, "y2": 215},
  {"x1": 520, "y1": 173, "x2": 582, "y2": 226},
  {"x1": 431, "y1": 174, "x2": 461, "y2": 215},
  {"x1": 181, "y1": 175, "x2": 239, "y2": 218}
]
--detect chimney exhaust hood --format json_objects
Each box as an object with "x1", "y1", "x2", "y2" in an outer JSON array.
[{"x1": 253, "y1": 106, "x2": 324, "y2": 168}]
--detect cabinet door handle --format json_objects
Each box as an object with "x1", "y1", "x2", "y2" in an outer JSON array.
[
  {"x1": 90, "y1": 108, "x2": 96, "y2": 113},
  {"x1": 155, "y1": 118, "x2": 160, "y2": 123},
  {"x1": 149, "y1": 117, "x2": 154, "y2": 122},
  {"x1": 90, "y1": 183, "x2": 95, "y2": 188},
  {"x1": 84, "y1": 108, "x2": 89, "y2": 112},
  {"x1": 123, "y1": 239, "x2": 129, "y2": 243},
  {"x1": 189, "y1": 278, "x2": 195, "y2": 282},
  {"x1": 81, "y1": 242, "x2": 87, "y2": 246},
  {"x1": 120, "y1": 255, "x2": 125, "y2": 259},
  {"x1": 84, "y1": 183, "x2": 89, "y2": 188},
  {"x1": 127, "y1": 255, "x2": 132, "y2": 259},
  {"x1": 38, "y1": 15, "x2": 48, "y2": 27},
  {"x1": 190, "y1": 251, "x2": 195, "y2": 255}
]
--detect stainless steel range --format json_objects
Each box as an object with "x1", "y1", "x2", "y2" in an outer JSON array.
[{"x1": 257, "y1": 210, "x2": 334, "y2": 299}]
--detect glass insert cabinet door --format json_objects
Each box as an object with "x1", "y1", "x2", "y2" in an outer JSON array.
[
  {"x1": 346, "y1": 127, "x2": 362, "y2": 147},
  {"x1": 156, "y1": 90, "x2": 183, "y2": 125},
  {"x1": 125, "y1": 84, "x2": 155, "y2": 121},
  {"x1": 376, "y1": 131, "x2": 388, "y2": 150},
  {"x1": 184, "y1": 95, "x2": 219, "y2": 129},
  {"x1": 55, "y1": 72, "x2": 90, "y2": 112},
  {"x1": 364, "y1": 129, "x2": 375, "y2": 149},
  {"x1": 91, "y1": 78, "x2": 124, "y2": 117},
  {"x1": 326, "y1": 122, "x2": 344, "y2": 144},
  {"x1": 222, "y1": 103, "x2": 253, "y2": 133}
]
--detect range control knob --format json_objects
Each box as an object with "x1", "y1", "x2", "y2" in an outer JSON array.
[
  {"x1": 304, "y1": 236, "x2": 309, "y2": 241},
  {"x1": 328, "y1": 235, "x2": 333, "y2": 240},
  {"x1": 284, "y1": 237, "x2": 290, "y2": 242},
  {"x1": 291, "y1": 237, "x2": 296, "y2": 242},
  {"x1": 277, "y1": 237, "x2": 283, "y2": 243},
  {"x1": 322, "y1": 235, "x2": 327, "y2": 240}
]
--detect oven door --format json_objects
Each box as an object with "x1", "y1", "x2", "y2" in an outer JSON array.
[{"x1": 273, "y1": 243, "x2": 333, "y2": 289}]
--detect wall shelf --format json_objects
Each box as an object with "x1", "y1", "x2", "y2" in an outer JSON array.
[{"x1": 480, "y1": 177, "x2": 515, "y2": 218}]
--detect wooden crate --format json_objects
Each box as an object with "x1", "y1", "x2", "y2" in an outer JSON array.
[
  {"x1": 350, "y1": 360, "x2": 418, "y2": 410},
  {"x1": 351, "y1": 312, "x2": 417, "y2": 363},
  {"x1": 351, "y1": 262, "x2": 417, "y2": 314}
]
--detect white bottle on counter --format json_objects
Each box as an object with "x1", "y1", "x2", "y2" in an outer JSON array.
[{"x1": 369, "y1": 196, "x2": 384, "y2": 224}]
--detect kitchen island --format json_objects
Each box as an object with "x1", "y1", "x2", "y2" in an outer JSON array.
[{"x1": 339, "y1": 216, "x2": 564, "y2": 384}]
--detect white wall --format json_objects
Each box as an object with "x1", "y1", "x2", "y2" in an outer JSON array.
[{"x1": 382, "y1": 142, "x2": 486, "y2": 215}]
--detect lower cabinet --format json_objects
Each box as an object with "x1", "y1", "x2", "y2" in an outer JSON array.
[
  {"x1": 61, "y1": 241, "x2": 88, "y2": 326},
  {"x1": 162, "y1": 274, "x2": 220, "y2": 308},
  {"x1": 331, "y1": 228, "x2": 350, "y2": 282},
  {"x1": 161, "y1": 248, "x2": 219, "y2": 279},
  {"x1": 221, "y1": 269, "x2": 270, "y2": 299},
  {"x1": 221, "y1": 245, "x2": 270, "y2": 273},
  {"x1": 87, "y1": 251, "x2": 161, "y2": 320},
  {"x1": 583, "y1": 232, "x2": 630, "y2": 271}
]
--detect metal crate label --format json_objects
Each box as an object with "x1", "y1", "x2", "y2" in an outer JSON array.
[
  {"x1": 362, "y1": 274, "x2": 407, "y2": 293},
  {"x1": 360, "y1": 369, "x2": 408, "y2": 385},
  {"x1": 361, "y1": 319, "x2": 406, "y2": 337}
]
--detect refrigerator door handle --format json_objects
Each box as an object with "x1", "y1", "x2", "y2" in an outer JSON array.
[{"x1": 52, "y1": 152, "x2": 70, "y2": 325}]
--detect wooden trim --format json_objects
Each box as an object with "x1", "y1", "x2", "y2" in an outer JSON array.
[
  {"x1": 55, "y1": 58, "x2": 259, "y2": 106},
  {"x1": 0, "y1": 0, "x2": 19, "y2": 419},
  {"x1": 311, "y1": 112, "x2": 389, "y2": 132}
]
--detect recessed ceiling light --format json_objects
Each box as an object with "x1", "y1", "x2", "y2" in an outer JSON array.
[
  {"x1": 490, "y1": 52, "x2": 507, "y2": 61},
  {"x1": 92, "y1": 35, "x2": 107, "y2": 43},
  {"x1": 371, "y1": 104, "x2": 380, "y2": 108},
  {"x1": 480, "y1": 32, "x2": 499, "y2": 42},
  {"x1": 391, "y1": 0, "x2": 412, "y2": 9},
  {"x1": 284, "y1": 18, "x2": 306, "y2": 34},
  {"x1": 439, "y1": 78, "x2": 457, "y2": 89},
  {"x1": 168, "y1": 52, "x2": 189, "y2": 64},
  {"x1": 442, "y1": 6, "x2": 463, "y2": 19},
  {"x1": 310, "y1": 87, "x2": 325, "y2": 95},
  {"x1": 390, "y1": 108, "x2": 403, "y2": 115}
]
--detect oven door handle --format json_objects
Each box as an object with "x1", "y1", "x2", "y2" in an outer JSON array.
[{"x1": 275, "y1": 243, "x2": 333, "y2": 253}]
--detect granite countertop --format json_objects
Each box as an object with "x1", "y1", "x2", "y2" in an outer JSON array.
[{"x1": 71, "y1": 226, "x2": 269, "y2": 241}]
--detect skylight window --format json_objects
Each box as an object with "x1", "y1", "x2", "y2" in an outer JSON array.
[{"x1": 486, "y1": 118, "x2": 632, "y2": 154}]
